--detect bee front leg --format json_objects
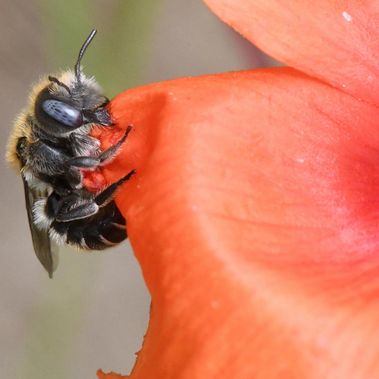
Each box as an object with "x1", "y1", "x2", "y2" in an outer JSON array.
[
  {"x1": 82, "y1": 106, "x2": 112, "y2": 126},
  {"x1": 69, "y1": 133, "x2": 100, "y2": 156},
  {"x1": 65, "y1": 125, "x2": 133, "y2": 170}
]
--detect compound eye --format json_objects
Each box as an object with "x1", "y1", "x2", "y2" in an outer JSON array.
[{"x1": 42, "y1": 100, "x2": 83, "y2": 128}]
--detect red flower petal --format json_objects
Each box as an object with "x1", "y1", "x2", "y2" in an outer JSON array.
[
  {"x1": 204, "y1": 0, "x2": 379, "y2": 105},
  {"x1": 94, "y1": 68, "x2": 379, "y2": 378}
]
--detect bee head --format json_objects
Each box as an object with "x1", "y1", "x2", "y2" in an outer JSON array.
[{"x1": 33, "y1": 29, "x2": 110, "y2": 136}]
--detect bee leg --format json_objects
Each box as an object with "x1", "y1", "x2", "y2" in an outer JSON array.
[
  {"x1": 48, "y1": 75, "x2": 72, "y2": 95},
  {"x1": 66, "y1": 167, "x2": 83, "y2": 188},
  {"x1": 55, "y1": 169, "x2": 136, "y2": 222},
  {"x1": 69, "y1": 133, "x2": 100, "y2": 156},
  {"x1": 38, "y1": 169, "x2": 82, "y2": 194},
  {"x1": 94, "y1": 169, "x2": 136, "y2": 206},
  {"x1": 65, "y1": 125, "x2": 133, "y2": 169},
  {"x1": 55, "y1": 195, "x2": 99, "y2": 222},
  {"x1": 28, "y1": 140, "x2": 72, "y2": 177},
  {"x1": 82, "y1": 106, "x2": 112, "y2": 126},
  {"x1": 51, "y1": 201, "x2": 127, "y2": 251}
]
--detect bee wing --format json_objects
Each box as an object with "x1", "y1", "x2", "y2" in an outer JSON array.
[{"x1": 21, "y1": 176, "x2": 59, "y2": 278}]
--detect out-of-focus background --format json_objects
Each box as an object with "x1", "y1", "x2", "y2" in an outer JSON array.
[{"x1": 0, "y1": 1, "x2": 274, "y2": 378}]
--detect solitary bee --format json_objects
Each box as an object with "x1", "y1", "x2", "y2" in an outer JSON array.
[{"x1": 6, "y1": 29, "x2": 135, "y2": 278}]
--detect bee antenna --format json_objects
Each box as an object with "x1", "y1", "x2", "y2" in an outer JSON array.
[
  {"x1": 75, "y1": 29, "x2": 97, "y2": 84},
  {"x1": 48, "y1": 76, "x2": 72, "y2": 95}
]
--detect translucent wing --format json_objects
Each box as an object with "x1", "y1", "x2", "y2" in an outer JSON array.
[{"x1": 21, "y1": 175, "x2": 59, "y2": 278}]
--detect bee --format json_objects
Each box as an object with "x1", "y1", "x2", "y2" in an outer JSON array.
[{"x1": 6, "y1": 29, "x2": 135, "y2": 278}]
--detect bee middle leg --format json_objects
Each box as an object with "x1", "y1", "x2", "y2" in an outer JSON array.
[{"x1": 55, "y1": 169, "x2": 136, "y2": 222}]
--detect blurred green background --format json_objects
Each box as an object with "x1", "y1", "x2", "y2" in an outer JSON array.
[{"x1": 0, "y1": 0, "x2": 273, "y2": 378}]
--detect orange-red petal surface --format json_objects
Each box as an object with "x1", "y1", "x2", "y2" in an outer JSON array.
[
  {"x1": 204, "y1": 0, "x2": 379, "y2": 105},
  {"x1": 93, "y1": 68, "x2": 379, "y2": 378}
]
